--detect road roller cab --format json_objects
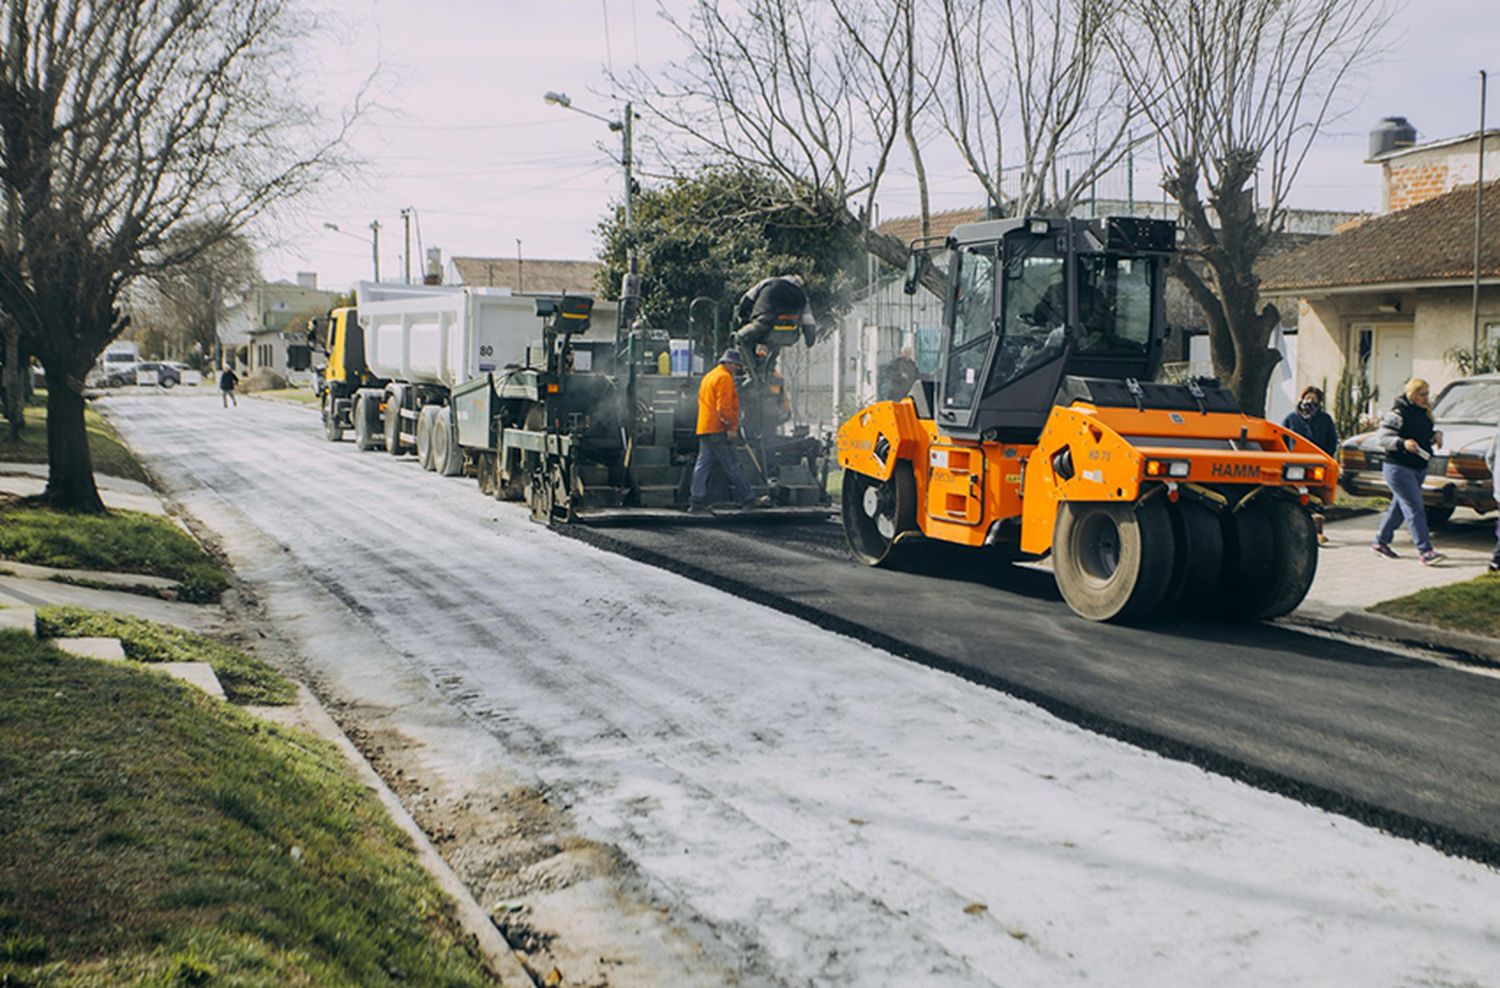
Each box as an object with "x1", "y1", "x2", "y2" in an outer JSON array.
[{"x1": 836, "y1": 216, "x2": 1338, "y2": 623}]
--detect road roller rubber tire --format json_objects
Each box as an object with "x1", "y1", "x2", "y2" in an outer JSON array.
[
  {"x1": 1252, "y1": 496, "x2": 1320, "y2": 620},
  {"x1": 1052, "y1": 497, "x2": 1176, "y2": 623},
  {"x1": 842, "y1": 463, "x2": 918, "y2": 568},
  {"x1": 1154, "y1": 498, "x2": 1225, "y2": 619},
  {"x1": 1216, "y1": 499, "x2": 1278, "y2": 619}
]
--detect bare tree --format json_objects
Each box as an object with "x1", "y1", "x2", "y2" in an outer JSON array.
[
  {"x1": 150, "y1": 228, "x2": 260, "y2": 364},
  {"x1": 622, "y1": 0, "x2": 943, "y2": 293},
  {"x1": 936, "y1": 0, "x2": 1138, "y2": 217},
  {"x1": 1107, "y1": 0, "x2": 1390, "y2": 415},
  {"x1": 0, "y1": 0, "x2": 357, "y2": 511}
]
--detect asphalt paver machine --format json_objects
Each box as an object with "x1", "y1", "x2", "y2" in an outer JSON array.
[{"x1": 452, "y1": 295, "x2": 831, "y2": 523}]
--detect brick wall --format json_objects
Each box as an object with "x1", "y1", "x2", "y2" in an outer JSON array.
[
  {"x1": 1380, "y1": 135, "x2": 1500, "y2": 213},
  {"x1": 1386, "y1": 162, "x2": 1452, "y2": 211}
]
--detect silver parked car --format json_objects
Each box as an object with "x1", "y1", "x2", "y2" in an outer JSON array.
[{"x1": 1338, "y1": 373, "x2": 1500, "y2": 526}]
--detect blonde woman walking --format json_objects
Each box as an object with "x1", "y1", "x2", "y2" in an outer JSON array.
[{"x1": 1371, "y1": 378, "x2": 1445, "y2": 565}]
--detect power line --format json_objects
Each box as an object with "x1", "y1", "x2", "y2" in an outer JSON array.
[{"x1": 368, "y1": 118, "x2": 575, "y2": 133}]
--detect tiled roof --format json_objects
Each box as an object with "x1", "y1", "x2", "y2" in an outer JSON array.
[
  {"x1": 450, "y1": 257, "x2": 602, "y2": 296},
  {"x1": 1260, "y1": 180, "x2": 1500, "y2": 292},
  {"x1": 876, "y1": 207, "x2": 990, "y2": 247}
]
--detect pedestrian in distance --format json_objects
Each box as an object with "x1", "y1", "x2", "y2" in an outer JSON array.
[
  {"x1": 1371, "y1": 377, "x2": 1445, "y2": 565},
  {"x1": 219, "y1": 366, "x2": 239, "y2": 408},
  {"x1": 689, "y1": 349, "x2": 766, "y2": 513},
  {"x1": 1282, "y1": 385, "x2": 1338, "y2": 454},
  {"x1": 1283, "y1": 385, "x2": 1338, "y2": 545}
]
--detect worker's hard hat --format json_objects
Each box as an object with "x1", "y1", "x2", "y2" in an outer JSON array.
[{"x1": 720, "y1": 348, "x2": 744, "y2": 365}]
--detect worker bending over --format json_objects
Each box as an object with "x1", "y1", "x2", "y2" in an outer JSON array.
[
  {"x1": 690, "y1": 349, "x2": 763, "y2": 512},
  {"x1": 733, "y1": 274, "x2": 816, "y2": 380}
]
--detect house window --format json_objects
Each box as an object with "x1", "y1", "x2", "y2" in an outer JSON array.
[
  {"x1": 1485, "y1": 322, "x2": 1500, "y2": 346},
  {"x1": 1356, "y1": 326, "x2": 1374, "y2": 370}
]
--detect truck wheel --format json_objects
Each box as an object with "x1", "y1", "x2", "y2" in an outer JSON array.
[
  {"x1": 431, "y1": 407, "x2": 462, "y2": 476},
  {"x1": 842, "y1": 463, "x2": 917, "y2": 567},
  {"x1": 321, "y1": 397, "x2": 344, "y2": 442},
  {"x1": 1153, "y1": 499, "x2": 1223, "y2": 619},
  {"x1": 1052, "y1": 498, "x2": 1176, "y2": 623},
  {"x1": 384, "y1": 394, "x2": 404, "y2": 455},
  {"x1": 1215, "y1": 498, "x2": 1278, "y2": 619},
  {"x1": 1250, "y1": 497, "x2": 1319, "y2": 620},
  {"x1": 353, "y1": 396, "x2": 379, "y2": 451},
  {"x1": 1425, "y1": 504, "x2": 1455, "y2": 528},
  {"x1": 416, "y1": 405, "x2": 439, "y2": 471}
]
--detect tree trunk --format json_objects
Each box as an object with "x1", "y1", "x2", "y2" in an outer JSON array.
[
  {"x1": 1225, "y1": 344, "x2": 1281, "y2": 420},
  {"x1": 43, "y1": 370, "x2": 106, "y2": 513},
  {"x1": 2, "y1": 325, "x2": 23, "y2": 442}
]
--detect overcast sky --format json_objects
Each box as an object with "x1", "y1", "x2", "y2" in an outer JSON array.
[{"x1": 268, "y1": 0, "x2": 1496, "y2": 294}]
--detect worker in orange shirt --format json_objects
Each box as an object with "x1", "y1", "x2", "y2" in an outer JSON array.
[{"x1": 689, "y1": 349, "x2": 762, "y2": 512}]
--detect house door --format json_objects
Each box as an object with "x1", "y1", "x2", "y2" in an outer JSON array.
[{"x1": 1374, "y1": 327, "x2": 1413, "y2": 410}]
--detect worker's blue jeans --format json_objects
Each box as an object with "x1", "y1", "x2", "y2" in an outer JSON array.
[
  {"x1": 691, "y1": 432, "x2": 753, "y2": 506},
  {"x1": 1376, "y1": 461, "x2": 1433, "y2": 553}
]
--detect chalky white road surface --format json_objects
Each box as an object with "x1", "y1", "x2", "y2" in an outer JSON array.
[{"x1": 107, "y1": 394, "x2": 1500, "y2": 987}]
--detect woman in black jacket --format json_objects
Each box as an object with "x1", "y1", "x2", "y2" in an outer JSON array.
[
  {"x1": 1282, "y1": 385, "x2": 1338, "y2": 454},
  {"x1": 1371, "y1": 378, "x2": 1445, "y2": 564}
]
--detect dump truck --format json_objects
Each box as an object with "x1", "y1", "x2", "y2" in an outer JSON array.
[
  {"x1": 306, "y1": 305, "x2": 381, "y2": 441},
  {"x1": 836, "y1": 216, "x2": 1337, "y2": 623},
  {"x1": 450, "y1": 293, "x2": 830, "y2": 522},
  {"x1": 303, "y1": 283, "x2": 616, "y2": 471}
]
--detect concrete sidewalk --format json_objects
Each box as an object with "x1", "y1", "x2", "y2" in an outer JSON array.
[
  {"x1": 1292, "y1": 506, "x2": 1499, "y2": 659},
  {"x1": 0, "y1": 467, "x2": 230, "y2": 633},
  {"x1": 0, "y1": 464, "x2": 166, "y2": 516}
]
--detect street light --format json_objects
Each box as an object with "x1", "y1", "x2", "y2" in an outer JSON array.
[
  {"x1": 543, "y1": 91, "x2": 635, "y2": 275},
  {"x1": 323, "y1": 221, "x2": 381, "y2": 282}
]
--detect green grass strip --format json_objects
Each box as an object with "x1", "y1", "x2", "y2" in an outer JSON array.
[
  {"x1": 0, "y1": 505, "x2": 227, "y2": 603},
  {"x1": 0, "y1": 630, "x2": 494, "y2": 986},
  {"x1": 1371, "y1": 571, "x2": 1500, "y2": 639},
  {"x1": 0, "y1": 394, "x2": 148, "y2": 483},
  {"x1": 36, "y1": 607, "x2": 295, "y2": 706}
]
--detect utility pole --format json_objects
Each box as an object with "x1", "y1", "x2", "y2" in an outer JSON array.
[
  {"x1": 623, "y1": 101, "x2": 636, "y2": 275},
  {"x1": 370, "y1": 220, "x2": 382, "y2": 283},
  {"x1": 401, "y1": 208, "x2": 413, "y2": 284},
  {"x1": 1473, "y1": 70, "x2": 1489, "y2": 356}
]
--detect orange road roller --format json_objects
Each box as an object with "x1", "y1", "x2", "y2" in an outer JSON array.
[{"x1": 837, "y1": 216, "x2": 1336, "y2": 623}]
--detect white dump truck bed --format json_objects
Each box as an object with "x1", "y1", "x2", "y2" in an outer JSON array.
[{"x1": 357, "y1": 282, "x2": 538, "y2": 389}]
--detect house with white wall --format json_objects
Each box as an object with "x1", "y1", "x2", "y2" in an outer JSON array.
[{"x1": 1262, "y1": 124, "x2": 1500, "y2": 409}]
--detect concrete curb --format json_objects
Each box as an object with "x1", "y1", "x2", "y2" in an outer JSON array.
[
  {"x1": 1328, "y1": 609, "x2": 1500, "y2": 667},
  {"x1": 270, "y1": 685, "x2": 535, "y2": 988}
]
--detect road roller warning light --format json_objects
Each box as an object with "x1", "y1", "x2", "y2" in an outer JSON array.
[
  {"x1": 835, "y1": 215, "x2": 1338, "y2": 624},
  {"x1": 1145, "y1": 459, "x2": 1190, "y2": 478}
]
